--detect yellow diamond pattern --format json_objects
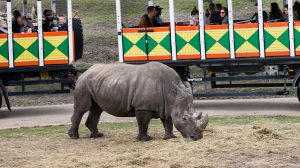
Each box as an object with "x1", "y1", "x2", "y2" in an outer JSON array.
[
  {"x1": 206, "y1": 29, "x2": 227, "y2": 41},
  {"x1": 237, "y1": 41, "x2": 258, "y2": 52},
  {"x1": 45, "y1": 49, "x2": 68, "y2": 60},
  {"x1": 15, "y1": 38, "x2": 37, "y2": 49},
  {"x1": 235, "y1": 28, "x2": 257, "y2": 40},
  {"x1": 44, "y1": 36, "x2": 66, "y2": 47},
  {"x1": 0, "y1": 38, "x2": 7, "y2": 62},
  {"x1": 296, "y1": 27, "x2": 300, "y2": 50},
  {"x1": 123, "y1": 33, "x2": 145, "y2": 44},
  {"x1": 15, "y1": 50, "x2": 35, "y2": 61},
  {"x1": 207, "y1": 42, "x2": 228, "y2": 54},
  {"x1": 148, "y1": 44, "x2": 168, "y2": 56},
  {"x1": 0, "y1": 38, "x2": 6, "y2": 46},
  {"x1": 265, "y1": 40, "x2": 289, "y2": 52},
  {"x1": 125, "y1": 45, "x2": 145, "y2": 57},
  {"x1": 265, "y1": 27, "x2": 287, "y2": 39},
  {"x1": 177, "y1": 31, "x2": 198, "y2": 41},
  {"x1": 177, "y1": 43, "x2": 199, "y2": 55},
  {"x1": 147, "y1": 32, "x2": 170, "y2": 56}
]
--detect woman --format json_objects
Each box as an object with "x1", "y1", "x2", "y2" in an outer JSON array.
[
  {"x1": 190, "y1": 7, "x2": 199, "y2": 26},
  {"x1": 219, "y1": 7, "x2": 228, "y2": 24},
  {"x1": 19, "y1": 16, "x2": 37, "y2": 34},
  {"x1": 294, "y1": 1, "x2": 300, "y2": 21},
  {"x1": 269, "y1": 2, "x2": 284, "y2": 21},
  {"x1": 283, "y1": 4, "x2": 289, "y2": 21}
]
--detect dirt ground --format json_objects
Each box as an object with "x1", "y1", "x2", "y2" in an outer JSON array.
[{"x1": 0, "y1": 117, "x2": 299, "y2": 168}]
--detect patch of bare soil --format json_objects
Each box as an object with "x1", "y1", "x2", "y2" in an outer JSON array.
[
  {"x1": 0, "y1": 123, "x2": 299, "y2": 168},
  {"x1": 5, "y1": 94, "x2": 73, "y2": 107}
]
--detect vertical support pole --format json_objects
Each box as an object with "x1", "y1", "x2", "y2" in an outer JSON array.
[
  {"x1": 227, "y1": 0, "x2": 235, "y2": 59},
  {"x1": 116, "y1": 0, "x2": 123, "y2": 62},
  {"x1": 23, "y1": 0, "x2": 28, "y2": 17},
  {"x1": 288, "y1": 0, "x2": 295, "y2": 57},
  {"x1": 258, "y1": 0, "x2": 265, "y2": 58},
  {"x1": 169, "y1": 0, "x2": 177, "y2": 61},
  {"x1": 148, "y1": 0, "x2": 154, "y2": 6},
  {"x1": 7, "y1": 0, "x2": 14, "y2": 68},
  {"x1": 67, "y1": 0, "x2": 74, "y2": 64},
  {"x1": 51, "y1": 0, "x2": 57, "y2": 13},
  {"x1": 198, "y1": 0, "x2": 206, "y2": 60},
  {"x1": 37, "y1": 0, "x2": 44, "y2": 66}
]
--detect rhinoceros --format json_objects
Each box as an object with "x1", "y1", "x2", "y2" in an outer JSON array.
[{"x1": 68, "y1": 62, "x2": 208, "y2": 141}]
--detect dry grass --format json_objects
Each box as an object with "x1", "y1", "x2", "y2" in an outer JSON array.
[{"x1": 0, "y1": 116, "x2": 300, "y2": 168}]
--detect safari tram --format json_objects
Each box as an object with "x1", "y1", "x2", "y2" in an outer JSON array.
[
  {"x1": 116, "y1": 0, "x2": 300, "y2": 101},
  {"x1": 0, "y1": 0, "x2": 83, "y2": 110}
]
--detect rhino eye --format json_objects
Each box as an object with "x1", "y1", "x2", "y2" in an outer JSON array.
[{"x1": 182, "y1": 116, "x2": 188, "y2": 121}]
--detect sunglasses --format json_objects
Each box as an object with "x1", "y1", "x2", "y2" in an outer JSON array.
[{"x1": 220, "y1": 11, "x2": 225, "y2": 14}]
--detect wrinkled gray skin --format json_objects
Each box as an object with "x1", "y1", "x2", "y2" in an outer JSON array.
[{"x1": 68, "y1": 62, "x2": 208, "y2": 141}]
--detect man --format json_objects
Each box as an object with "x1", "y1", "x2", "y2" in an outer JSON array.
[
  {"x1": 250, "y1": 3, "x2": 268, "y2": 23},
  {"x1": 139, "y1": 6, "x2": 156, "y2": 28},
  {"x1": 154, "y1": 6, "x2": 163, "y2": 27},
  {"x1": 43, "y1": 9, "x2": 54, "y2": 32}
]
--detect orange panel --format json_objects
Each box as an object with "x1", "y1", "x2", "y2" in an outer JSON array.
[
  {"x1": 264, "y1": 22, "x2": 288, "y2": 27},
  {"x1": 0, "y1": 34, "x2": 7, "y2": 38},
  {"x1": 148, "y1": 55, "x2": 171, "y2": 61},
  {"x1": 294, "y1": 22, "x2": 300, "y2": 26},
  {"x1": 122, "y1": 28, "x2": 145, "y2": 33},
  {"x1": 177, "y1": 54, "x2": 201, "y2": 60},
  {"x1": 205, "y1": 24, "x2": 228, "y2": 30},
  {"x1": 45, "y1": 60, "x2": 68, "y2": 65},
  {"x1": 206, "y1": 53, "x2": 230, "y2": 59},
  {"x1": 15, "y1": 61, "x2": 39, "y2": 67},
  {"x1": 176, "y1": 26, "x2": 199, "y2": 31},
  {"x1": 296, "y1": 51, "x2": 300, "y2": 56},
  {"x1": 124, "y1": 56, "x2": 147, "y2": 61},
  {"x1": 0, "y1": 62, "x2": 9, "y2": 67},
  {"x1": 234, "y1": 23, "x2": 258, "y2": 29},
  {"x1": 236, "y1": 52, "x2": 260, "y2": 58},
  {"x1": 147, "y1": 27, "x2": 170, "y2": 32},
  {"x1": 265, "y1": 51, "x2": 290, "y2": 57},
  {"x1": 44, "y1": 31, "x2": 68, "y2": 37},
  {"x1": 13, "y1": 33, "x2": 38, "y2": 38}
]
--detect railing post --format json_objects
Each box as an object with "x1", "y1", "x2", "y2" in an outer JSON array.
[
  {"x1": 198, "y1": 0, "x2": 206, "y2": 60},
  {"x1": 228, "y1": 0, "x2": 235, "y2": 59},
  {"x1": 288, "y1": 0, "x2": 295, "y2": 57},
  {"x1": 37, "y1": 0, "x2": 44, "y2": 66},
  {"x1": 116, "y1": 0, "x2": 123, "y2": 62},
  {"x1": 257, "y1": 0, "x2": 265, "y2": 58},
  {"x1": 6, "y1": 0, "x2": 13, "y2": 68},
  {"x1": 67, "y1": 0, "x2": 74, "y2": 64},
  {"x1": 169, "y1": 0, "x2": 177, "y2": 61}
]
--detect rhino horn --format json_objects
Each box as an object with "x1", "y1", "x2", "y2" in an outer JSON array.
[
  {"x1": 197, "y1": 113, "x2": 209, "y2": 130},
  {"x1": 193, "y1": 112, "x2": 202, "y2": 120}
]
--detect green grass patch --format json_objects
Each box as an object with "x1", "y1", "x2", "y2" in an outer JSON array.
[{"x1": 1, "y1": 116, "x2": 299, "y2": 140}]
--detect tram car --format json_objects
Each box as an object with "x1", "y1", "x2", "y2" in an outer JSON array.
[
  {"x1": 116, "y1": 0, "x2": 300, "y2": 100},
  {"x1": 0, "y1": 0, "x2": 83, "y2": 110}
]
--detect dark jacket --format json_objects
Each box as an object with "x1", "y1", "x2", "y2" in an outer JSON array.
[
  {"x1": 139, "y1": 14, "x2": 154, "y2": 28},
  {"x1": 43, "y1": 18, "x2": 53, "y2": 32},
  {"x1": 12, "y1": 20, "x2": 21, "y2": 33},
  {"x1": 250, "y1": 11, "x2": 268, "y2": 23}
]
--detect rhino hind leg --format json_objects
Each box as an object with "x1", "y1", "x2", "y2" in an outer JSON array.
[
  {"x1": 161, "y1": 118, "x2": 176, "y2": 140},
  {"x1": 136, "y1": 110, "x2": 153, "y2": 141},
  {"x1": 85, "y1": 100, "x2": 104, "y2": 138}
]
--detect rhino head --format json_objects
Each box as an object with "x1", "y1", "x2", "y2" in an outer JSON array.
[{"x1": 171, "y1": 82, "x2": 208, "y2": 141}]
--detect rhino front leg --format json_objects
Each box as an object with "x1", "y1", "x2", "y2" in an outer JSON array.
[
  {"x1": 135, "y1": 110, "x2": 153, "y2": 141},
  {"x1": 161, "y1": 118, "x2": 176, "y2": 140},
  {"x1": 85, "y1": 101, "x2": 104, "y2": 138},
  {"x1": 68, "y1": 110, "x2": 85, "y2": 139}
]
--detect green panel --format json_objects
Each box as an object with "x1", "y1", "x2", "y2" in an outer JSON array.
[
  {"x1": 147, "y1": 35, "x2": 158, "y2": 54},
  {"x1": 44, "y1": 39, "x2": 56, "y2": 58},
  {"x1": 175, "y1": 34, "x2": 187, "y2": 53},
  {"x1": 205, "y1": 33, "x2": 217, "y2": 51},
  {"x1": 234, "y1": 31, "x2": 246, "y2": 50},
  {"x1": 0, "y1": 41, "x2": 9, "y2": 60},
  {"x1": 295, "y1": 29, "x2": 300, "y2": 49},
  {"x1": 13, "y1": 41, "x2": 25, "y2": 60},
  {"x1": 57, "y1": 38, "x2": 69, "y2": 56},
  {"x1": 248, "y1": 30, "x2": 259, "y2": 50},
  {"x1": 135, "y1": 35, "x2": 147, "y2": 54},
  {"x1": 189, "y1": 32, "x2": 200, "y2": 52},
  {"x1": 160, "y1": 33, "x2": 171, "y2": 53},
  {"x1": 27, "y1": 40, "x2": 39, "y2": 58},
  {"x1": 218, "y1": 32, "x2": 230, "y2": 51},
  {"x1": 277, "y1": 29, "x2": 290, "y2": 49},
  {"x1": 122, "y1": 36, "x2": 134, "y2": 55},
  {"x1": 264, "y1": 30, "x2": 276, "y2": 49}
]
